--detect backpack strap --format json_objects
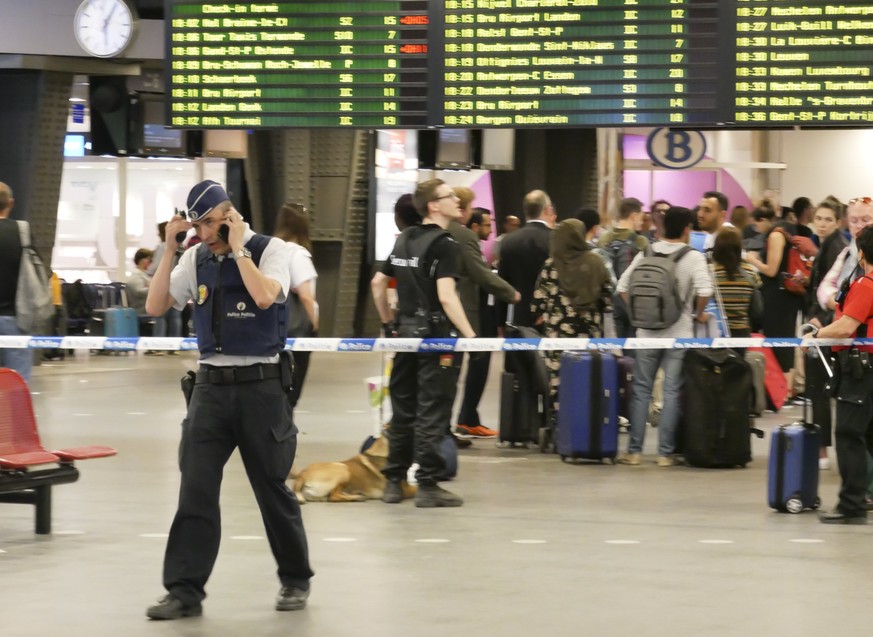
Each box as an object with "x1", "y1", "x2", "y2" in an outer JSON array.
[{"x1": 16, "y1": 220, "x2": 30, "y2": 248}]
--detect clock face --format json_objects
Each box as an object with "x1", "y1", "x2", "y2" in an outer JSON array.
[{"x1": 74, "y1": 0, "x2": 137, "y2": 58}]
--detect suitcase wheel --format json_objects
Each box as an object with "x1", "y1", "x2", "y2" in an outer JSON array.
[{"x1": 785, "y1": 496, "x2": 804, "y2": 514}]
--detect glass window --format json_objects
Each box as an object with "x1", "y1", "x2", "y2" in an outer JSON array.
[{"x1": 53, "y1": 156, "x2": 226, "y2": 282}]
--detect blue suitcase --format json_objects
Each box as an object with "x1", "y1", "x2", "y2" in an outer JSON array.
[
  {"x1": 105, "y1": 307, "x2": 139, "y2": 338},
  {"x1": 556, "y1": 351, "x2": 619, "y2": 462},
  {"x1": 768, "y1": 422, "x2": 821, "y2": 513}
]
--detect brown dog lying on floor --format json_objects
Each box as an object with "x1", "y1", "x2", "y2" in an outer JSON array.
[{"x1": 289, "y1": 435, "x2": 416, "y2": 503}]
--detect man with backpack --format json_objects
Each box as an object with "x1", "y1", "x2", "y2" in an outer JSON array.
[
  {"x1": 598, "y1": 197, "x2": 649, "y2": 339},
  {"x1": 371, "y1": 179, "x2": 476, "y2": 508},
  {"x1": 615, "y1": 207, "x2": 712, "y2": 466}
]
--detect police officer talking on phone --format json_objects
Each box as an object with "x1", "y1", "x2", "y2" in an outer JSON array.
[
  {"x1": 804, "y1": 224, "x2": 873, "y2": 525},
  {"x1": 144, "y1": 180, "x2": 313, "y2": 619},
  {"x1": 371, "y1": 179, "x2": 476, "y2": 508}
]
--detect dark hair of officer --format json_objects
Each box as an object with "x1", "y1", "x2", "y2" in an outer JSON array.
[
  {"x1": 856, "y1": 225, "x2": 873, "y2": 263},
  {"x1": 273, "y1": 203, "x2": 313, "y2": 252},
  {"x1": 663, "y1": 206, "x2": 693, "y2": 239},
  {"x1": 413, "y1": 179, "x2": 447, "y2": 217}
]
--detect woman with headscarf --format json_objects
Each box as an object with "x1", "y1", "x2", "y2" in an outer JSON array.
[{"x1": 532, "y1": 218, "x2": 613, "y2": 410}]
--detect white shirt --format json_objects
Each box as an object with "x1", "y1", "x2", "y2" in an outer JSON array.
[
  {"x1": 288, "y1": 242, "x2": 317, "y2": 292},
  {"x1": 616, "y1": 241, "x2": 713, "y2": 338},
  {"x1": 169, "y1": 226, "x2": 292, "y2": 366}
]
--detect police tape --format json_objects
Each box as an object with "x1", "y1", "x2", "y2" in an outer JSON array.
[{"x1": 2, "y1": 335, "x2": 872, "y2": 353}]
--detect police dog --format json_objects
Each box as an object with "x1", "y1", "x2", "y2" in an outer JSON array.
[{"x1": 289, "y1": 435, "x2": 416, "y2": 503}]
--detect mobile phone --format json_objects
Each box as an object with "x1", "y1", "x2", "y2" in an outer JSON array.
[
  {"x1": 174, "y1": 207, "x2": 187, "y2": 245},
  {"x1": 218, "y1": 224, "x2": 229, "y2": 243}
]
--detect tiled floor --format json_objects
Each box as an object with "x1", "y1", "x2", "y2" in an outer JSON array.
[{"x1": 1, "y1": 350, "x2": 869, "y2": 637}]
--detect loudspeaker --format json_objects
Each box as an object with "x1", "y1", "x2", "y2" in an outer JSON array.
[{"x1": 89, "y1": 76, "x2": 133, "y2": 155}]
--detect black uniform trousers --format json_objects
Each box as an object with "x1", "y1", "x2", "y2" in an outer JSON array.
[
  {"x1": 163, "y1": 376, "x2": 314, "y2": 605},
  {"x1": 385, "y1": 350, "x2": 460, "y2": 485},
  {"x1": 834, "y1": 372, "x2": 873, "y2": 517}
]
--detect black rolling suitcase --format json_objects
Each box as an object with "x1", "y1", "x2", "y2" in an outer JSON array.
[
  {"x1": 499, "y1": 321, "x2": 550, "y2": 447},
  {"x1": 682, "y1": 348, "x2": 763, "y2": 468}
]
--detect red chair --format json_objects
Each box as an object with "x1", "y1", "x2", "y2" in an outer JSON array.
[{"x1": 0, "y1": 368, "x2": 116, "y2": 534}]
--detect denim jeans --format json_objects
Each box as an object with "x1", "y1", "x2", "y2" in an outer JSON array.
[
  {"x1": 153, "y1": 307, "x2": 183, "y2": 338},
  {"x1": 627, "y1": 348, "x2": 686, "y2": 456},
  {"x1": 0, "y1": 315, "x2": 33, "y2": 381}
]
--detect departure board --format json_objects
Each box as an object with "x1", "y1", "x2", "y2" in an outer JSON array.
[
  {"x1": 734, "y1": 0, "x2": 873, "y2": 125},
  {"x1": 440, "y1": 1, "x2": 720, "y2": 127},
  {"x1": 167, "y1": 1, "x2": 431, "y2": 128},
  {"x1": 165, "y1": 1, "x2": 873, "y2": 128}
]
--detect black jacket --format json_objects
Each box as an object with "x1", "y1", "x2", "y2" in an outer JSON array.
[{"x1": 497, "y1": 221, "x2": 552, "y2": 328}]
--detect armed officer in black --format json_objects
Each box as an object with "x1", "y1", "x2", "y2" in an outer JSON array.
[
  {"x1": 806, "y1": 222, "x2": 873, "y2": 524},
  {"x1": 144, "y1": 180, "x2": 313, "y2": 619},
  {"x1": 372, "y1": 179, "x2": 477, "y2": 508}
]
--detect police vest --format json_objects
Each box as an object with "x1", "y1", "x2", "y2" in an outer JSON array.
[
  {"x1": 391, "y1": 225, "x2": 450, "y2": 318},
  {"x1": 194, "y1": 234, "x2": 286, "y2": 358}
]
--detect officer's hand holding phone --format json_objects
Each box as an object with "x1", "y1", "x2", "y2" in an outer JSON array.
[
  {"x1": 221, "y1": 210, "x2": 246, "y2": 253},
  {"x1": 166, "y1": 212, "x2": 191, "y2": 254}
]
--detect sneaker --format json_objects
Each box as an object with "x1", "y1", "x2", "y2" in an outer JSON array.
[
  {"x1": 819, "y1": 457, "x2": 831, "y2": 470},
  {"x1": 146, "y1": 594, "x2": 202, "y2": 620},
  {"x1": 381, "y1": 478, "x2": 403, "y2": 504},
  {"x1": 657, "y1": 455, "x2": 680, "y2": 467},
  {"x1": 616, "y1": 453, "x2": 641, "y2": 466},
  {"x1": 452, "y1": 433, "x2": 473, "y2": 449},
  {"x1": 276, "y1": 586, "x2": 310, "y2": 611},
  {"x1": 819, "y1": 510, "x2": 868, "y2": 525},
  {"x1": 414, "y1": 484, "x2": 463, "y2": 508},
  {"x1": 455, "y1": 424, "x2": 498, "y2": 438},
  {"x1": 865, "y1": 497, "x2": 873, "y2": 512}
]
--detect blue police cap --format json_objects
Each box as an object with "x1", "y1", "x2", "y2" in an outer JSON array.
[{"x1": 186, "y1": 180, "x2": 229, "y2": 220}]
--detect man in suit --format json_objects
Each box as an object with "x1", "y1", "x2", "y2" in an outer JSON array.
[
  {"x1": 497, "y1": 190, "x2": 556, "y2": 328},
  {"x1": 450, "y1": 188, "x2": 519, "y2": 438}
]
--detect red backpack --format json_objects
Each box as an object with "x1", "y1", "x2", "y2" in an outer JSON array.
[{"x1": 775, "y1": 228, "x2": 817, "y2": 295}]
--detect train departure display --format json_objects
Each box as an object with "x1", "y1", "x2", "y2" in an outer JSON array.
[{"x1": 165, "y1": 1, "x2": 873, "y2": 128}]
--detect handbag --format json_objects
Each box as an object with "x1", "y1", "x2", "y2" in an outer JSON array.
[
  {"x1": 15, "y1": 221, "x2": 54, "y2": 334},
  {"x1": 742, "y1": 269, "x2": 765, "y2": 331}
]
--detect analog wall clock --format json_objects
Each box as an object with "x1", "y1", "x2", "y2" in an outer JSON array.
[{"x1": 74, "y1": 0, "x2": 139, "y2": 58}]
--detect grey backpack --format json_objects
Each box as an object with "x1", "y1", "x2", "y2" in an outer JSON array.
[{"x1": 627, "y1": 245, "x2": 693, "y2": 330}]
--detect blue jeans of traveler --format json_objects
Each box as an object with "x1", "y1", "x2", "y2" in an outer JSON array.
[
  {"x1": 627, "y1": 348, "x2": 686, "y2": 456},
  {"x1": 153, "y1": 307, "x2": 182, "y2": 338},
  {"x1": 0, "y1": 315, "x2": 33, "y2": 381}
]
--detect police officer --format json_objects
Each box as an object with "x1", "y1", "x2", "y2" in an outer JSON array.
[
  {"x1": 371, "y1": 179, "x2": 476, "y2": 508},
  {"x1": 805, "y1": 223, "x2": 873, "y2": 524},
  {"x1": 144, "y1": 180, "x2": 314, "y2": 619}
]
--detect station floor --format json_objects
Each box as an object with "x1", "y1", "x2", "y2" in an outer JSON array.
[{"x1": 1, "y1": 350, "x2": 870, "y2": 637}]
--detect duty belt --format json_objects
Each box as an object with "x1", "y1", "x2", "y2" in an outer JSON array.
[{"x1": 195, "y1": 363, "x2": 281, "y2": 385}]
